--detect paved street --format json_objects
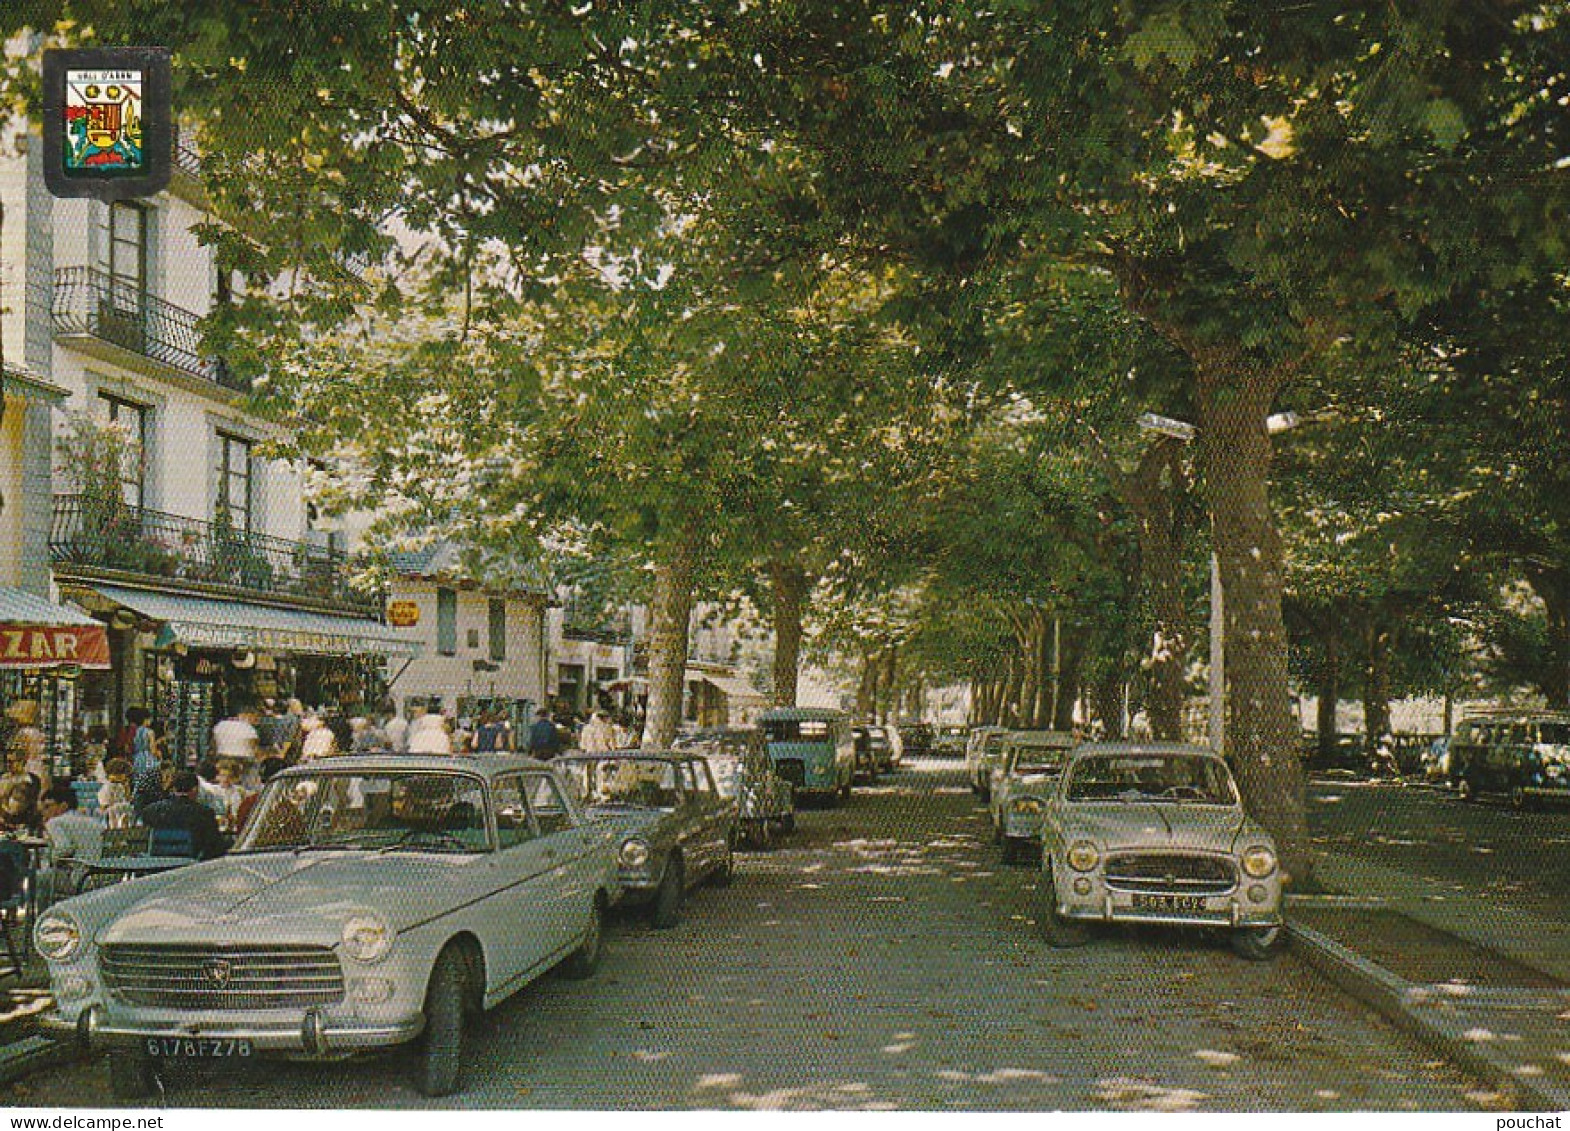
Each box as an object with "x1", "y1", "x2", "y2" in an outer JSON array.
[
  {"x1": 1308, "y1": 779, "x2": 1570, "y2": 927},
  {"x1": 7, "y1": 759, "x2": 1500, "y2": 1111}
]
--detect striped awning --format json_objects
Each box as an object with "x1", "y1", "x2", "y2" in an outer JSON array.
[
  {"x1": 90, "y1": 585, "x2": 420, "y2": 659},
  {"x1": 0, "y1": 587, "x2": 110, "y2": 668}
]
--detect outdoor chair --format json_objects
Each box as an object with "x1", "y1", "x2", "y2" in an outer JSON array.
[
  {"x1": 149, "y1": 827, "x2": 197, "y2": 858},
  {"x1": 0, "y1": 841, "x2": 32, "y2": 979}
]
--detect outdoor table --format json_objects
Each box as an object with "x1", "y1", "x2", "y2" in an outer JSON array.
[{"x1": 75, "y1": 854, "x2": 196, "y2": 893}]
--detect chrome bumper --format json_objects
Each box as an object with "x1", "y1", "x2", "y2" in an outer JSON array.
[{"x1": 41, "y1": 1007, "x2": 423, "y2": 1054}]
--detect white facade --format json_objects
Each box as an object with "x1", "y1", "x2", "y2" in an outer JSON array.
[
  {"x1": 1, "y1": 126, "x2": 310, "y2": 548},
  {"x1": 388, "y1": 578, "x2": 548, "y2": 716}
]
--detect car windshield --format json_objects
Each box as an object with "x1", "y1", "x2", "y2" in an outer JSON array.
[
  {"x1": 234, "y1": 771, "x2": 490, "y2": 853},
  {"x1": 1065, "y1": 755, "x2": 1238, "y2": 804},
  {"x1": 762, "y1": 719, "x2": 831, "y2": 742},
  {"x1": 1012, "y1": 747, "x2": 1069, "y2": 773},
  {"x1": 558, "y1": 758, "x2": 682, "y2": 809}
]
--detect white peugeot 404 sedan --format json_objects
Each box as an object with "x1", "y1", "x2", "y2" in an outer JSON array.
[
  {"x1": 35, "y1": 756, "x2": 618, "y2": 1099},
  {"x1": 1038, "y1": 744, "x2": 1284, "y2": 960}
]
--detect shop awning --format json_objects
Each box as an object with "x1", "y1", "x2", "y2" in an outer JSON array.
[
  {"x1": 691, "y1": 671, "x2": 768, "y2": 703},
  {"x1": 0, "y1": 587, "x2": 110, "y2": 668},
  {"x1": 90, "y1": 585, "x2": 421, "y2": 659}
]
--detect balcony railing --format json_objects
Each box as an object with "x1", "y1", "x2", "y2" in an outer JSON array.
[
  {"x1": 51, "y1": 267, "x2": 245, "y2": 392},
  {"x1": 50, "y1": 495, "x2": 380, "y2": 615}
]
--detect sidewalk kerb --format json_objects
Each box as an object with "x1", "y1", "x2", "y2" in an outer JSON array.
[{"x1": 1288, "y1": 919, "x2": 1568, "y2": 1111}]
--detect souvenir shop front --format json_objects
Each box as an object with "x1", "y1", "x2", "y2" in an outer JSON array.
[
  {"x1": 74, "y1": 585, "x2": 418, "y2": 767},
  {"x1": 0, "y1": 587, "x2": 111, "y2": 777}
]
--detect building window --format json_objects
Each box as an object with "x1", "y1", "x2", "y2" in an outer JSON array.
[
  {"x1": 106, "y1": 202, "x2": 147, "y2": 315},
  {"x1": 489, "y1": 599, "x2": 507, "y2": 662},
  {"x1": 97, "y1": 393, "x2": 148, "y2": 509},
  {"x1": 437, "y1": 588, "x2": 457, "y2": 656},
  {"x1": 214, "y1": 432, "x2": 252, "y2": 533}
]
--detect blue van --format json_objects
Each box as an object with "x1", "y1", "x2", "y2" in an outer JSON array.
[{"x1": 758, "y1": 708, "x2": 856, "y2": 804}]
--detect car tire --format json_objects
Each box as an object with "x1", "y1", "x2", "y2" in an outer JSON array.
[
  {"x1": 1039, "y1": 867, "x2": 1091, "y2": 948},
  {"x1": 108, "y1": 1044, "x2": 155, "y2": 1101},
  {"x1": 412, "y1": 947, "x2": 468, "y2": 1097},
  {"x1": 1231, "y1": 925, "x2": 1282, "y2": 962},
  {"x1": 651, "y1": 855, "x2": 685, "y2": 929},
  {"x1": 1457, "y1": 776, "x2": 1478, "y2": 803},
  {"x1": 561, "y1": 897, "x2": 605, "y2": 980},
  {"x1": 711, "y1": 835, "x2": 736, "y2": 887}
]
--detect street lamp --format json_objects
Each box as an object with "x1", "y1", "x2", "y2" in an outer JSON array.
[{"x1": 1138, "y1": 409, "x2": 1324, "y2": 755}]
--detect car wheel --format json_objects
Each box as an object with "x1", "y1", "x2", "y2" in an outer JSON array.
[
  {"x1": 412, "y1": 947, "x2": 468, "y2": 1097},
  {"x1": 651, "y1": 855, "x2": 685, "y2": 929},
  {"x1": 108, "y1": 1044, "x2": 156, "y2": 1101},
  {"x1": 561, "y1": 897, "x2": 605, "y2": 980},
  {"x1": 1457, "y1": 776, "x2": 1478, "y2": 802},
  {"x1": 711, "y1": 835, "x2": 736, "y2": 887},
  {"x1": 1231, "y1": 925, "x2": 1283, "y2": 962},
  {"x1": 1039, "y1": 866, "x2": 1091, "y2": 948}
]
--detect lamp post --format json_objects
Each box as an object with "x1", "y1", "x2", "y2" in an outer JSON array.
[{"x1": 1136, "y1": 410, "x2": 1313, "y2": 755}]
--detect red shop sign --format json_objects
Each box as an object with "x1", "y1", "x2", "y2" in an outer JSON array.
[{"x1": 0, "y1": 625, "x2": 111, "y2": 668}]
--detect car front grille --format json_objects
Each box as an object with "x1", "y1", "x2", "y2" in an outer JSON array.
[
  {"x1": 774, "y1": 759, "x2": 806, "y2": 787},
  {"x1": 1103, "y1": 853, "x2": 1237, "y2": 895},
  {"x1": 101, "y1": 945, "x2": 345, "y2": 1010}
]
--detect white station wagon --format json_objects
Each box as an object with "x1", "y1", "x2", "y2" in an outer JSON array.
[
  {"x1": 1038, "y1": 744, "x2": 1284, "y2": 960},
  {"x1": 35, "y1": 756, "x2": 618, "y2": 1099}
]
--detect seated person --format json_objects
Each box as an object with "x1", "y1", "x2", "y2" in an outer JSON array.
[
  {"x1": 38, "y1": 785, "x2": 102, "y2": 904},
  {"x1": 140, "y1": 771, "x2": 228, "y2": 860},
  {"x1": 0, "y1": 750, "x2": 42, "y2": 833}
]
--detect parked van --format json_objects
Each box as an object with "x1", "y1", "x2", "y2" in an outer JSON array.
[
  {"x1": 1448, "y1": 710, "x2": 1570, "y2": 808},
  {"x1": 759, "y1": 708, "x2": 856, "y2": 804}
]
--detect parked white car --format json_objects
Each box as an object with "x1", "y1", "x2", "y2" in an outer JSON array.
[
  {"x1": 35, "y1": 756, "x2": 619, "y2": 1099},
  {"x1": 966, "y1": 727, "x2": 1011, "y2": 798},
  {"x1": 988, "y1": 731, "x2": 1076, "y2": 863},
  {"x1": 1038, "y1": 743, "x2": 1284, "y2": 960}
]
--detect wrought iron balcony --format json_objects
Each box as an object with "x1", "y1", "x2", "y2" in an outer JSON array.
[
  {"x1": 51, "y1": 267, "x2": 245, "y2": 392},
  {"x1": 50, "y1": 495, "x2": 380, "y2": 615}
]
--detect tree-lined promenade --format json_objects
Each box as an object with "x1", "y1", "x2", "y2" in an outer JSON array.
[{"x1": 5, "y1": 2, "x2": 1570, "y2": 880}]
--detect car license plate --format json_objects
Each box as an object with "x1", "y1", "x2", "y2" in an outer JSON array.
[
  {"x1": 1131, "y1": 893, "x2": 1206, "y2": 913},
  {"x1": 145, "y1": 1037, "x2": 253, "y2": 1058}
]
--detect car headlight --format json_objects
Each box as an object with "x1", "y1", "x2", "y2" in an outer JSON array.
[
  {"x1": 1010, "y1": 797, "x2": 1043, "y2": 814},
  {"x1": 1241, "y1": 845, "x2": 1278, "y2": 878},
  {"x1": 1066, "y1": 841, "x2": 1100, "y2": 872},
  {"x1": 35, "y1": 911, "x2": 82, "y2": 961},
  {"x1": 342, "y1": 915, "x2": 394, "y2": 964},
  {"x1": 619, "y1": 838, "x2": 651, "y2": 868}
]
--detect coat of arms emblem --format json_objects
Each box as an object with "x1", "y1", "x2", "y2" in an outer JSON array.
[{"x1": 64, "y1": 69, "x2": 145, "y2": 173}]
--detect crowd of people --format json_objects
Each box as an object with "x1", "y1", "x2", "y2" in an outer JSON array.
[{"x1": 0, "y1": 694, "x2": 646, "y2": 908}]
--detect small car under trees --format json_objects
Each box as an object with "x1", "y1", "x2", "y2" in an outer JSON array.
[
  {"x1": 674, "y1": 727, "x2": 795, "y2": 848},
  {"x1": 34, "y1": 756, "x2": 619, "y2": 1100},
  {"x1": 1037, "y1": 743, "x2": 1284, "y2": 961},
  {"x1": 554, "y1": 752, "x2": 738, "y2": 927},
  {"x1": 988, "y1": 731, "x2": 1077, "y2": 863}
]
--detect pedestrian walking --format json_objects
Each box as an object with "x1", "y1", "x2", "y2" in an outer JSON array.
[
  {"x1": 213, "y1": 701, "x2": 261, "y2": 763},
  {"x1": 384, "y1": 701, "x2": 410, "y2": 754},
  {"x1": 406, "y1": 710, "x2": 453, "y2": 755},
  {"x1": 579, "y1": 710, "x2": 617, "y2": 754},
  {"x1": 527, "y1": 708, "x2": 563, "y2": 760}
]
